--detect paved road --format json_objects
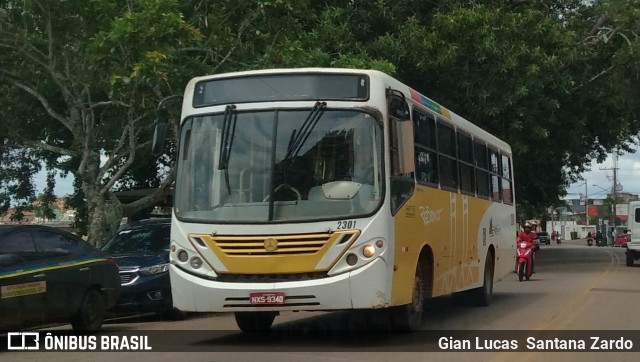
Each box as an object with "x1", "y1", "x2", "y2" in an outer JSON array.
[{"x1": 3, "y1": 240, "x2": 639, "y2": 361}]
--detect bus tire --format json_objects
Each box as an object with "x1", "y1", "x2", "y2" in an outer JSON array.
[
  {"x1": 468, "y1": 251, "x2": 494, "y2": 306},
  {"x1": 234, "y1": 311, "x2": 276, "y2": 332},
  {"x1": 390, "y1": 263, "x2": 425, "y2": 332}
]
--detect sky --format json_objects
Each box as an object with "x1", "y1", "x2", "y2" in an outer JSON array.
[
  {"x1": 33, "y1": 169, "x2": 75, "y2": 198},
  {"x1": 564, "y1": 145, "x2": 640, "y2": 201}
]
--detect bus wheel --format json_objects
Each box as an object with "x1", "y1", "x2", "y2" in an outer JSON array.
[
  {"x1": 234, "y1": 311, "x2": 276, "y2": 332},
  {"x1": 468, "y1": 252, "x2": 494, "y2": 306},
  {"x1": 390, "y1": 263, "x2": 424, "y2": 332}
]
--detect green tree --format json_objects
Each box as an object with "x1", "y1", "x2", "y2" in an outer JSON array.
[
  {"x1": 311, "y1": 1, "x2": 640, "y2": 214},
  {"x1": 0, "y1": 0, "x2": 202, "y2": 243},
  {"x1": 1, "y1": 0, "x2": 639, "y2": 234}
]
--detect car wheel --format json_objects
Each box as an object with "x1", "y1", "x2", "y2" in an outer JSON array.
[
  {"x1": 626, "y1": 250, "x2": 634, "y2": 267},
  {"x1": 70, "y1": 289, "x2": 106, "y2": 331}
]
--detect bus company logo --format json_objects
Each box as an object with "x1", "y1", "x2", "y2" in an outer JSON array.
[
  {"x1": 264, "y1": 238, "x2": 279, "y2": 252},
  {"x1": 419, "y1": 206, "x2": 442, "y2": 225},
  {"x1": 488, "y1": 218, "x2": 501, "y2": 236},
  {"x1": 7, "y1": 332, "x2": 40, "y2": 350}
]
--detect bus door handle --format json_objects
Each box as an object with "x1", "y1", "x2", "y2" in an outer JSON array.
[
  {"x1": 79, "y1": 267, "x2": 90, "y2": 272},
  {"x1": 33, "y1": 273, "x2": 46, "y2": 279}
]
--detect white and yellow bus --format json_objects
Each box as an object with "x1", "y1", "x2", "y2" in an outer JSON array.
[{"x1": 157, "y1": 68, "x2": 516, "y2": 331}]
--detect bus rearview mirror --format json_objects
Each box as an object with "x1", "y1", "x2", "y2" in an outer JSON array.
[
  {"x1": 392, "y1": 120, "x2": 415, "y2": 175},
  {"x1": 152, "y1": 119, "x2": 168, "y2": 155}
]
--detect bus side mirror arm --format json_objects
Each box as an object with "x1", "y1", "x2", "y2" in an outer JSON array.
[
  {"x1": 152, "y1": 117, "x2": 168, "y2": 156},
  {"x1": 152, "y1": 95, "x2": 183, "y2": 155}
]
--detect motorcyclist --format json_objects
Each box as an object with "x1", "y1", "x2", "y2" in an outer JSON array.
[{"x1": 516, "y1": 222, "x2": 537, "y2": 273}]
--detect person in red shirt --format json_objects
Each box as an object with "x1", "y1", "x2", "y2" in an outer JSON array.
[{"x1": 516, "y1": 222, "x2": 538, "y2": 273}]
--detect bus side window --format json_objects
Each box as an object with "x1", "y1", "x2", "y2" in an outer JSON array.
[
  {"x1": 474, "y1": 140, "x2": 490, "y2": 198},
  {"x1": 413, "y1": 109, "x2": 438, "y2": 185},
  {"x1": 437, "y1": 120, "x2": 458, "y2": 190},
  {"x1": 489, "y1": 148, "x2": 502, "y2": 201}
]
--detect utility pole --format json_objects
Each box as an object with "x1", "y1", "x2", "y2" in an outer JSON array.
[
  {"x1": 601, "y1": 151, "x2": 619, "y2": 245},
  {"x1": 585, "y1": 180, "x2": 588, "y2": 224}
]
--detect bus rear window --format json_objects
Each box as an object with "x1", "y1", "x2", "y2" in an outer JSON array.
[{"x1": 193, "y1": 73, "x2": 369, "y2": 106}]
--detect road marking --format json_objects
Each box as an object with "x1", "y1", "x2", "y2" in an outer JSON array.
[
  {"x1": 489, "y1": 248, "x2": 620, "y2": 361},
  {"x1": 590, "y1": 287, "x2": 640, "y2": 294}
]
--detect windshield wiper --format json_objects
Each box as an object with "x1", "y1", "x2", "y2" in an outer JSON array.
[
  {"x1": 218, "y1": 104, "x2": 237, "y2": 194},
  {"x1": 285, "y1": 101, "x2": 326, "y2": 160}
]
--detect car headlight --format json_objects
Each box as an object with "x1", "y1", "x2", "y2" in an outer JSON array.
[{"x1": 139, "y1": 263, "x2": 169, "y2": 275}]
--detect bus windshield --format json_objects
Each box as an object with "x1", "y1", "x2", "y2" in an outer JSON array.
[{"x1": 175, "y1": 108, "x2": 384, "y2": 223}]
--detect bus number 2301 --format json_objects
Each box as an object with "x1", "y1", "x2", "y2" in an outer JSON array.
[{"x1": 337, "y1": 220, "x2": 356, "y2": 229}]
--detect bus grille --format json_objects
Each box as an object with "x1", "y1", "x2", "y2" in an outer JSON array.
[
  {"x1": 209, "y1": 233, "x2": 334, "y2": 256},
  {"x1": 216, "y1": 272, "x2": 328, "y2": 283}
]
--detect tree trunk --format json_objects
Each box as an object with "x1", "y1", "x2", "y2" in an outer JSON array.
[
  {"x1": 80, "y1": 149, "x2": 124, "y2": 247},
  {"x1": 84, "y1": 184, "x2": 123, "y2": 247}
]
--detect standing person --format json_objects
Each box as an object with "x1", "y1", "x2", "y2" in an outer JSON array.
[
  {"x1": 516, "y1": 222, "x2": 538, "y2": 273},
  {"x1": 551, "y1": 230, "x2": 556, "y2": 242}
]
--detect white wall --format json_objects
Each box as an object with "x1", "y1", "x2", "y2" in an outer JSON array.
[{"x1": 544, "y1": 221, "x2": 597, "y2": 239}]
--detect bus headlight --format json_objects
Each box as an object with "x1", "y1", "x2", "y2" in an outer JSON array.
[
  {"x1": 190, "y1": 257, "x2": 203, "y2": 269},
  {"x1": 177, "y1": 250, "x2": 189, "y2": 262},
  {"x1": 346, "y1": 253, "x2": 358, "y2": 266},
  {"x1": 362, "y1": 244, "x2": 376, "y2": 258},
  {"x1": 328, "y1": 237, "x2": 388, "y2": 276}
]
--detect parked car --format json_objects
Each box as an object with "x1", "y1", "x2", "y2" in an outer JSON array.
[
  {"x1": 101, "y1": 218, "x2": 185, "y2": 319},
  {"x1": 536, "y1": 231, "x2": 551, "y2": 245},
  {"x1": 0, "y1": 225, "x2": 120, "y2": 331}
]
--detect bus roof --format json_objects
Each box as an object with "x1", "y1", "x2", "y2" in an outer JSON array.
[{"x1": 185, "y1": 68, "x2": 511, "y2": 154}]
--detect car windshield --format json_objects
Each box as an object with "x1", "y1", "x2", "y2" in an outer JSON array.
[
  {"x1": 101, "y1": 223, "x2": 170, "y2": 253},
  {"x1": 537, "y1": 232, "x2": 548, "y2": 236}
]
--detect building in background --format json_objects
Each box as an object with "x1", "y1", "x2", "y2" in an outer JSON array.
[
  {"x1": 0, "y1": 198, "x2": 75, "y2": 226},
  {"x1": 551, "y1": 192, "x2": 639, "y2": 240}
]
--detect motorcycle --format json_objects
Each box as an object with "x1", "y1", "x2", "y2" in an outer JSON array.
[
  {"x1": 587, "y1": 238, "x2": 594, "y2": 246},
  {"x1": 556, "y1": 237, "x2": 561, "y2": 244},
  {"x1": 515, "y1": 240, "x2": 534, "y2": 282}
]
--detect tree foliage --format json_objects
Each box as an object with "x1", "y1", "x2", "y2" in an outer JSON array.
[{"x1": 1, "y1": 0, "x2": 639, "y2": 234}]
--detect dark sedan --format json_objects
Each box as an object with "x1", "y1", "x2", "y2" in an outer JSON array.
[
  {"x1": 0, "y1": 225, "x2": 120, "y2": 331},
  {"x1": 101, "y1": 218, "x2": 185, "y2": 319},
  {"x1": 537, "y1": 231, "x2": 551, "y2": 245}
]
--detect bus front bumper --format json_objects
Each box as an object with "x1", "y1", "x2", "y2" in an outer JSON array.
[{"x1": 169, "y1": 258, "x2": 389, "y2": 312}]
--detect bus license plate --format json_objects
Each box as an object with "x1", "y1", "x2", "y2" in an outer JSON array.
[{"x1": 249, "y1": 292, "x2": 285, "y2": 305}]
